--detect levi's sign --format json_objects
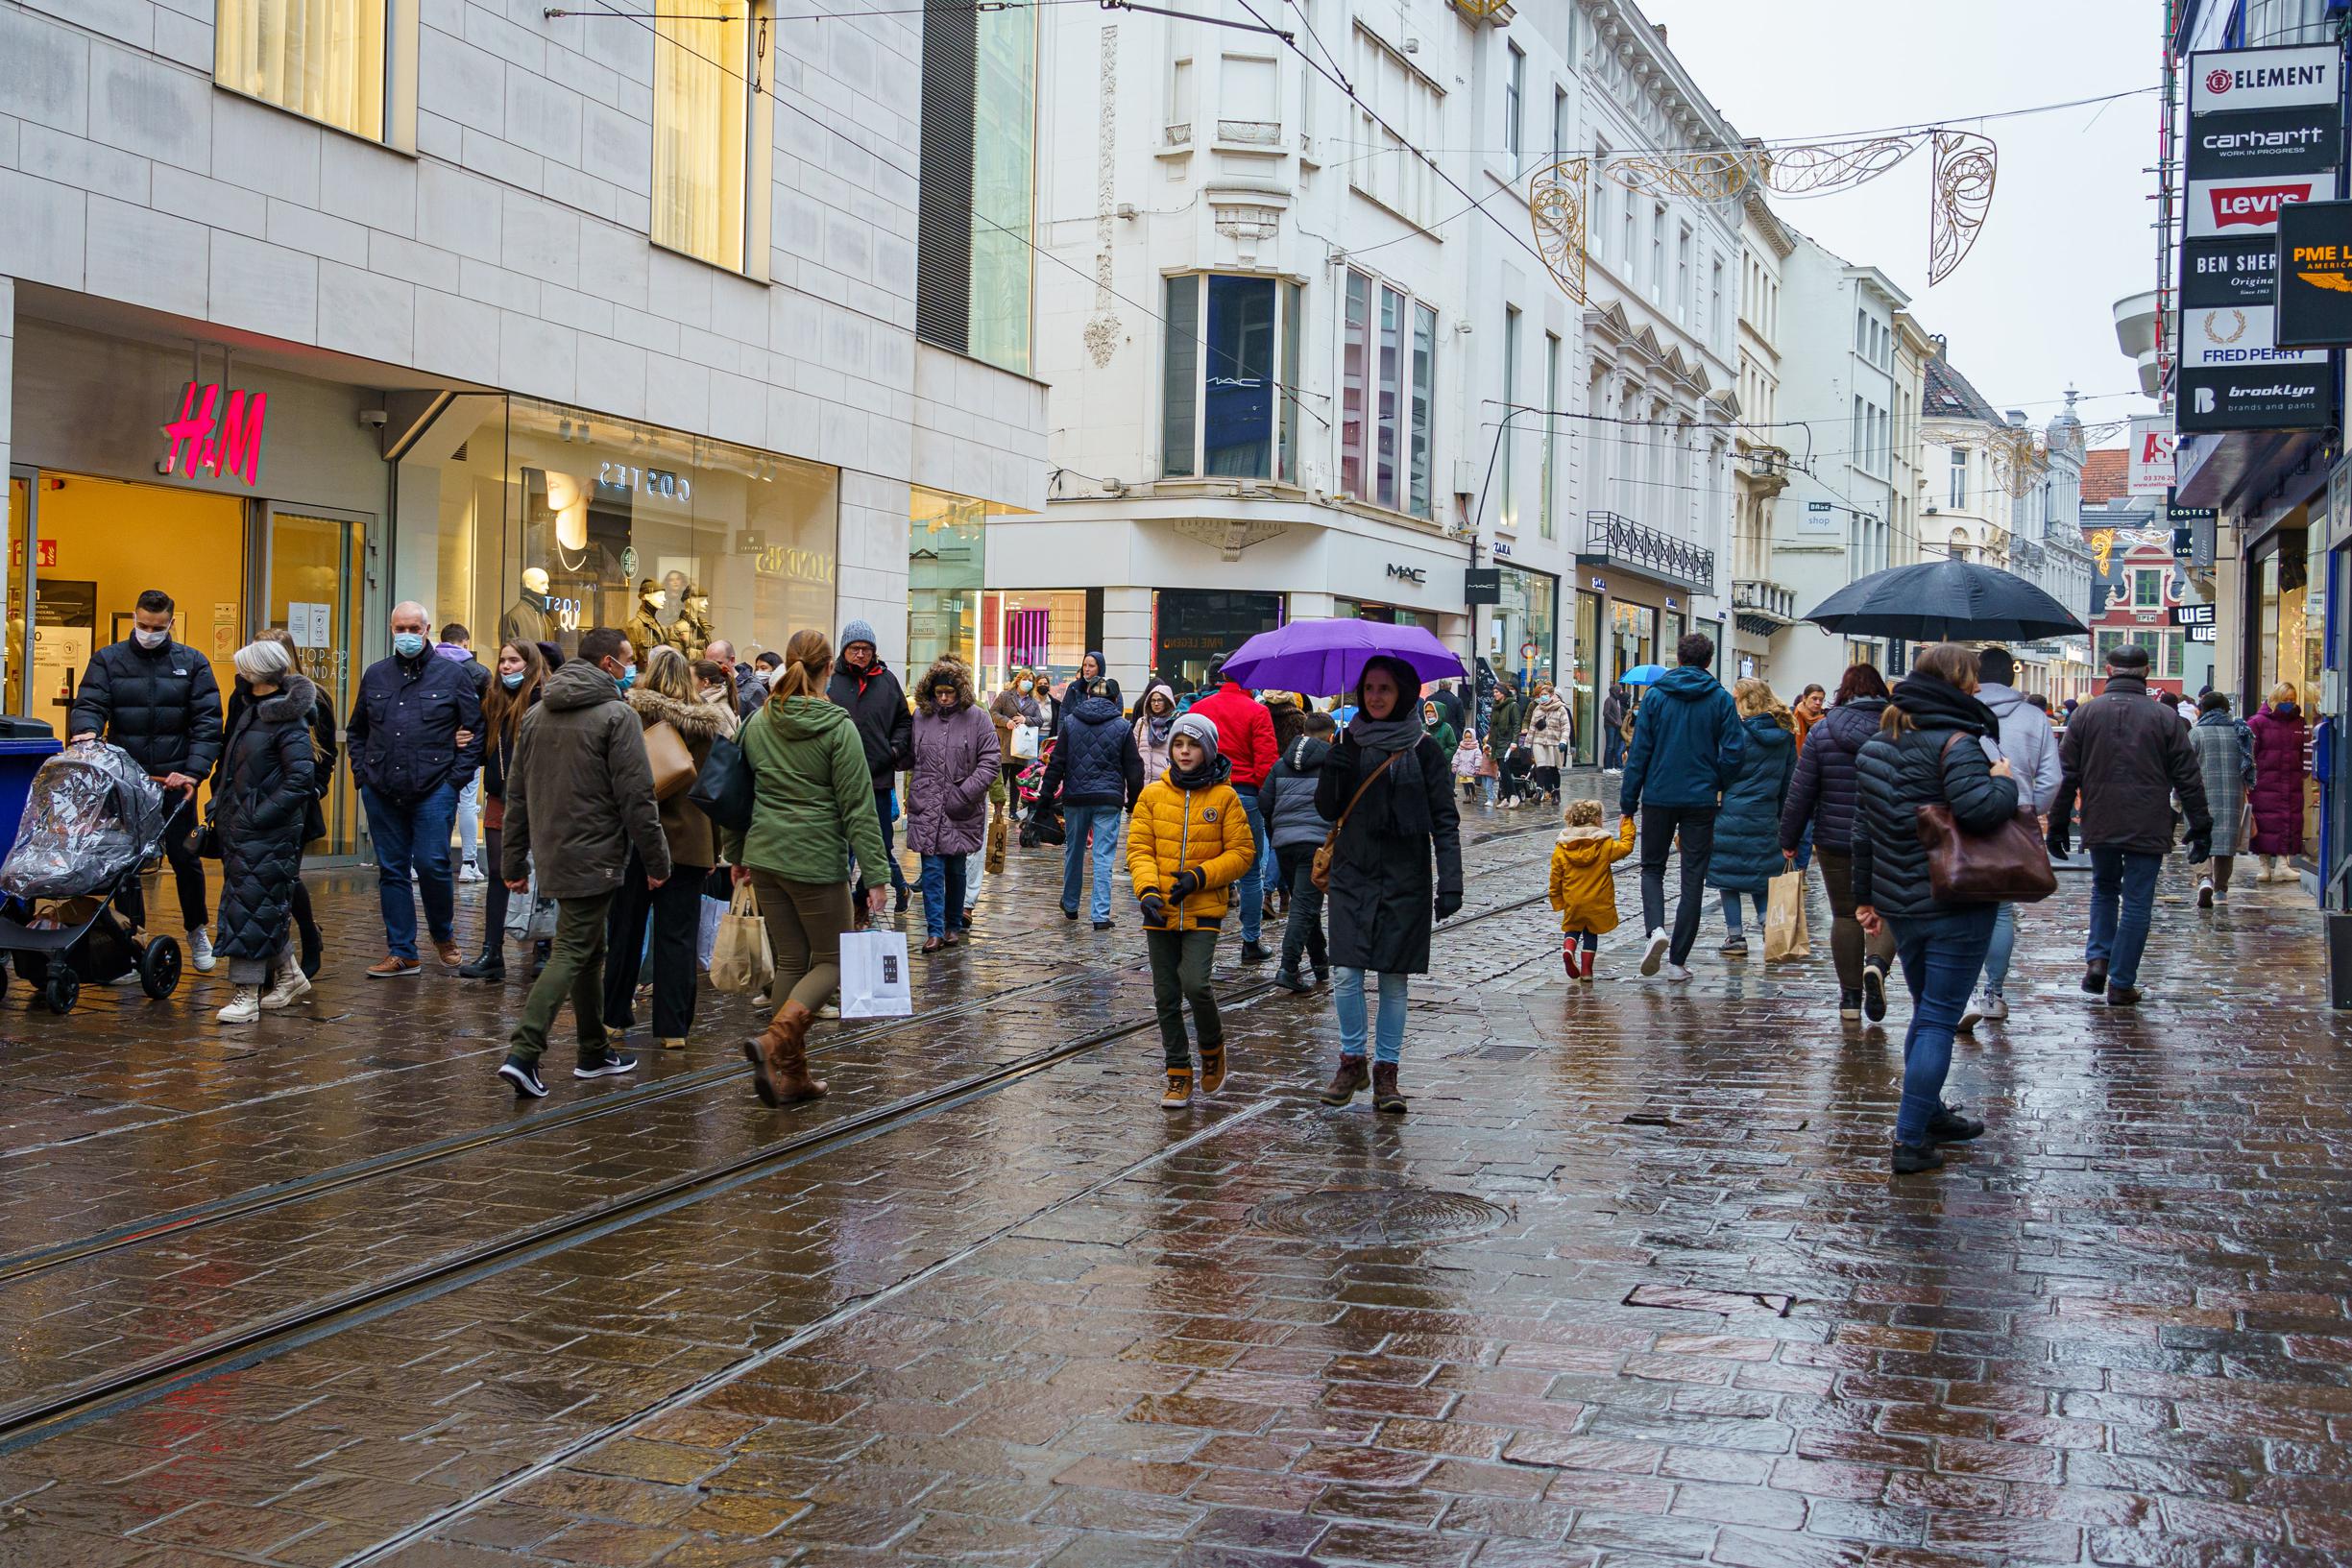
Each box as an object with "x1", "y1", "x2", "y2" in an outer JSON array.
[{"x1": 2191, "y1": 177, "x2": 2321, "y2": 236}]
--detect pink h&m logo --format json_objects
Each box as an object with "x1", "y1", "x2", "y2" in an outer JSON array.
[{"x1": 161, "y1": 382, "x2": 269, "y2": 487}]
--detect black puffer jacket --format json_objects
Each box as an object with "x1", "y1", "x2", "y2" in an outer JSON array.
[
  {"x1": 826, "y1": 659, "x2": 913, "y2": 785},
  {"x1": 67, "y1": 637, "x2": 225, "y2": 779},
  {"x1": 1041, "y1": 693, "x2": 1142, "y2": 809},
  {"x1": 1851, "y1": 675, "x2": 2020, "y2": 920},
  {"x1": 2053, "y1": 672, "x2": 2211, "y2": 856},
  {"x1": 225, "y1": 677, "x2": 338, "y2": 843},
  {"x1": 1316, "y1": 733, "x2": 1462, "y2": 974},
  {"x1": 1780, "y1": 697, "x2": 1885, "y2": 856},
  {"x1": 211, "y1": 676, "x2": 319, "y2": 961}
]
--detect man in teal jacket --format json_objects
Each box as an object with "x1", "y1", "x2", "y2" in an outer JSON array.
[{"x1": 1619, "y1": 632, "x2": 1745, "y2": 980}]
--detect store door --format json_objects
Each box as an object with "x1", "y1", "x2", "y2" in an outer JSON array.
[
  {"x1": 6, "y1": 470, "x2": 30, "y2": 717},
  {"x1": 261, "y1": 505, "x2": 370, "y2": 857}
]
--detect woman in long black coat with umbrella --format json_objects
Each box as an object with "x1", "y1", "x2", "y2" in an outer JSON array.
[
  {"x1": 1315, "y1": 654, "x2": 1463, "y2": 1115},
  {"x1": 210, "y1": 639, "x2": 318, "y2": 1024}
]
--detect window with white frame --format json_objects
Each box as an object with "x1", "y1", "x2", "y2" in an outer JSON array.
[
  {"x1": 1676, "y1": 226, "x2": 1691, "y2": 326},
  {"x1": 1505, "y1": 41, "x2": 1525, "y2": 172},
  {"x1": 1349, "y1": 27, "x2": 1442, "y2": 227},
  {"x1": 1949, "y1": 446, "x2": 1968, "y2": 509},
  {"x1": 1162, "y1": 274, "x2": 1303, "y2": 482},
  {"x1": 1649, "y1": 205, "x2": 1665, "y2": 302},
  {"x1": 1541, "y1": 332, "x2": 1561, "y2": 540},
  {"x1": 1500, "y1": 305, "x2": 1521, "y2": 528},
  {"x1": 1340, "y1": 270, "x2": 1436, "y2": 517}
]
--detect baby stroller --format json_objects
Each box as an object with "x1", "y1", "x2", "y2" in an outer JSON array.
[
  {"x1": 0, "y1": 739, "x2": 182, "y2": 1014},
  {"x1": 1016, "y1": 738, "x2": 1065, "y2": 848}
]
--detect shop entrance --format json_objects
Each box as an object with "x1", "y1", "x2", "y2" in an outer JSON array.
[{"x1": 258, "y1": 505, "x2": 369, "y2": 855}]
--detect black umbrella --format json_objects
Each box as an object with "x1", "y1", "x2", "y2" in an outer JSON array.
[{"x1": 1801, "y1": 559, "x2": 2086, "y2": 643}]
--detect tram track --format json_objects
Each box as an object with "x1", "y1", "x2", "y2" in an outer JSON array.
[{"x1": 0, "y1": 866, "x2": 1560, "y2": 1453}]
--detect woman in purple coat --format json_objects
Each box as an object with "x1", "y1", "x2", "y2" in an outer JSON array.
[
  {"x1": 2247, "y1": 683, "x2": 2309, "y2": 880},
  {"x1": 907, "y1": 658, "x2": 1000, "y2": 951}
]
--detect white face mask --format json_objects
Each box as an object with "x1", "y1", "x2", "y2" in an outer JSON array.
[{"x1": 133, "y1": 626, "x2": 169, "y2": 650}]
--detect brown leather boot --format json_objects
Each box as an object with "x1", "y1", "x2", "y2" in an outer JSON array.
[
  {"x1": 1319, "y1": 1055, "x2": 1369, "y2": 1106},
  {"x1": 743, "y1": 1001, "x2": 826, "y2": 1107},
  {"x1": 1371, "y1": 1062, "x2": 1407, "y2": 1114}
]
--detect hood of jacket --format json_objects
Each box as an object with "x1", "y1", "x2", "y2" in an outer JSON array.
[
  {"x1": 2195, "y1": 708, "x2": 2242, "y2": 729},
  {"x1": 434, "y1": 642, "x2": 473, "y2": 664},
  {"x1": 541, "y1": 659, "x2": 624, "y2": 712},
  {"x1": 1741, "y1": 712, "x2": 1796, "y2": 754},
  {"x1": 1978, "y1": 682, "x2": 2031, "y2": 720},
  {"x1": 627, "y1": 685, "x2": 732, "y2": 740},
  {"x1": 1553, "y1": 822, "x2": 1619, "y2": 859},
  {"x1": 1137, "y1": 681, "x2": 1177, "y2": 718},
  {"x1": 1286, "y1": 735, "x2": 1332, "y2": 772},
  {"x1": 914, "y1": 657, "x2": 977, "y2": 717},
  {"x1": 1890, "y1": 671, "x2": 2000, "y2": 736},
  {"x1": 249, "y1": 674, "x2": 318, "y2": 726},
  {"x1": 763, "y1": 691, "x2": 856, "y2": 742},
  {"x1": 1650, "y1": 665, "x2": 1722, "y2": 703},
  {"x1": 1068, "y1": 692, "x2": 1122, "y2": 726}
]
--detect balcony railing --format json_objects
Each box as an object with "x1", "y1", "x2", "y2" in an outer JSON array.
[
  {"x1": 1732, "y1": 579, "x2": 1798, "y2": 619},
  {"x1": 1580, "y1": 511, "x2": 1715, "y2": 591}
]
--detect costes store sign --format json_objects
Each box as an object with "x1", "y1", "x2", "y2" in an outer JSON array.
[{"x1": 159, "y1": 381, "x2": 268, "y2": 487}]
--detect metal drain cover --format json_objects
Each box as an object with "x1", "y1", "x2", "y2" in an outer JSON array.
[{"x1": 1249, "y1": 1188, "x2": 1512, "y2": 1246}]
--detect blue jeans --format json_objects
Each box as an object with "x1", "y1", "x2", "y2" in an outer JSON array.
[
  {"x1": 853, "y1": 787, "x2": 909, "y2": 896},
  {"x1": 1793, "y1": 818, "x2": 1815, "y2": 873},
  {"x1": 1334, "y1": 967, "x2": 1409, "y2": 1064},
  {"x1": 364, "y1": 781, "x2": 459, "y2": 960},
  {"x1": 1980, "y1": 902, "x2": 2017, "y2": 996},
  {"x1": 1233, "y1": 786, "x2": 1266, "y2": 944},
  {"x1": 1060, "y1": 804, "x2": 1121, "y2": 922},
  {"x1": 1888, "y1": 905, "x2": 1998, "y2": 1146},
  {"x1": 457, "y1": 774, "x2": 480, "y2": 863},
  {"x1": 2088, "y1": 847, "x2": 2164, "y2": 989},
  {"x1": 1719, "y1": 889, "x2": 1767, "y2": 936},
  {"x1": 919, "y1": 853, "x2": 967, "y2": 940}
]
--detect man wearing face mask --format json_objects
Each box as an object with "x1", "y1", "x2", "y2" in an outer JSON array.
[
  {"x1": 69, "y1": 590, "x2": 225, "y2": 968},
  {"x1": 346, "y1": 601, "x2": 484, "y2": 977}
]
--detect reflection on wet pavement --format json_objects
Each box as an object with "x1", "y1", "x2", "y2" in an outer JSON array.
[{"x1": 0, "y1": 802, "x2": 2343, "y2": 1567}]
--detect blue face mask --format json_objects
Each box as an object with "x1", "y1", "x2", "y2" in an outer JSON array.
[
  {"x1": 393, "y1": 632, "x2": 426, "y2": 659},
  {"x1": 500, "y1": 670, "x2": 525, "y2": 690},
  {"x1": 616, "y1": 663, "x2": 637, "y2": 691}
]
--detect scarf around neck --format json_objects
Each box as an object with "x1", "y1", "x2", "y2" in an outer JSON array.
[{"x1": 1346, "y1": 703, "x2": 1425, "y2": 761}]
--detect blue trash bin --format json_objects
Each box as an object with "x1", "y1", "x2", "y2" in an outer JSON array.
[{"x1": 0, "y1": 730, "x2": 65, "y2": 867}]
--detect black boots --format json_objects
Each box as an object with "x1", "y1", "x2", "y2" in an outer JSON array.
[{"x1": 458, "y1": 945, "x2": 505, "y2": 981}]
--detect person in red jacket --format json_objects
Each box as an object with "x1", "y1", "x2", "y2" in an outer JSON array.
[{"x1": 1187, "y1": 655, "x2": 1279, "y2": 961}]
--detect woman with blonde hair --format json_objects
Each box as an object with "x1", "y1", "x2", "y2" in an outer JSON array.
[
  {"x1": 1705, "y1": 677, "x2": 1798, "y2": 956},
  {"x1": 2247, "y1": 681, "x2": 2308, "y2": 880},
  {"x1": 720, "y1": 629, "x2": 890, "y2": 1107}
]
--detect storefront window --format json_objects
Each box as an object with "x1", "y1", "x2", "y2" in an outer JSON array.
[
  {"x1": 1155, "y1": 589, "x2": 1283, "y2": 695},
  {"x1": 909, "y1": 488, "x2": 989, "y2": 677},
  {"x1": 1489, "y1": 564, "x2": 1557, "y2": 691},
  {"x1": 1334, "y1": 597, "x2": 1422, "y2": 627},
  {"x1": 1611, "y1": 599, "x2": 1655, "y2": 681},
  {"x1": 984, "y1": 590, "x2": 1088, "y2": 694},
  {"x1": 393, "y1": 398, "x2": 839, "y2": 663},
  {"x1": 1572, "y1": 589, "x2": 1601, "y2": 766}
]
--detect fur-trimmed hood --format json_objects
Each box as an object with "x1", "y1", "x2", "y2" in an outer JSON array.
[
  {"x1": 628, "y1": 685, "x2": 733, "y2": 740},
  {"x1": 248, "y1": 673, "x2": 318, "y2": 726},
  {"x1": 915, "y1": 657, "x2": 978, "y2": 717}
]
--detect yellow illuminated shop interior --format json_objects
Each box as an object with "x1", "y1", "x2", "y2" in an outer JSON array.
[{"x1": 9, "y1": 474, "x2": 245, "y2": 738}]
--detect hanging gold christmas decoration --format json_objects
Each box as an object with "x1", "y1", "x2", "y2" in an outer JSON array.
[
  {"x1": 1449, "y1": 0, "x2": 1510, "y2": 17},
  {"x1": 1601, "y1": 148, "x2": 1753, "y2": 205},
  {"x1": 1928, "y1": 130, "x2": 1997, "y2": 287},
  {"x1": 1757, "y1": 135, "x2": 1917, "y2": 197},
  {"x1": 1531, "y1": 156, "x2": 1589, "y2": 304}
]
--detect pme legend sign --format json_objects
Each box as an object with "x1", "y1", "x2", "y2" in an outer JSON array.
[{"x1": 2275, "y1": 199, "x2": 2352, "y2": 348}]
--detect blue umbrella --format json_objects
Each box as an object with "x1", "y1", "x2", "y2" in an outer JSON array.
[{"x1": 1621, "y1": 663, "x2": 1669, "y2": 687}]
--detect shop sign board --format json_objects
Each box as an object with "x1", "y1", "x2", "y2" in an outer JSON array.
[
  {"x1": 2181, "y1": 45, "x2": 2342, "y2": 433},
  {"x1": 2275, "y1": 198, "x2": 2352, "y2": 346},
  {"x1": 2127, "y1": 418, "x2": 2175, "y2": 495},
  {"x1": 160, "y1": 382, "x2": 268, "y2": 487},
  {"x1": 1464, "y1": 567, "x2": 1501, "y2": 606},
  {"x1": 1800, "y1": 500, "x2": 1838, "y2": 535}
]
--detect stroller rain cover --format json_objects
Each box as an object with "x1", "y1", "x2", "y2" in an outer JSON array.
[{"x1": 0, "y1": 739, "x2": 169, "y2": 901}]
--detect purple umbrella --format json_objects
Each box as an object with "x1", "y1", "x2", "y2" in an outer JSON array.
[{"x1": 1219, "y1": 619, "x2": 1468, "y2": 698}]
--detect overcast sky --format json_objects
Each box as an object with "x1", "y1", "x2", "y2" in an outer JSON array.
[{"x1": 1645, "y1": 0, "x2": 2161, "y2": 442}]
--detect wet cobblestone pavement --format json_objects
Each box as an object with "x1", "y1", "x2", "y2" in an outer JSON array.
[{"x1": 0, "y1": 794, "x2": 2346, "y2": 1567}]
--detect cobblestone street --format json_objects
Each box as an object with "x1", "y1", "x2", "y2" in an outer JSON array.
[{"x1": 0, "y1": 806, "x2": 2344, "y2": 1568}]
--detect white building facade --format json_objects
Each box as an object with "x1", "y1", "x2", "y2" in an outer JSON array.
[{"x1": 0, "y1": 0, "x2": 1046, "y2": 856}]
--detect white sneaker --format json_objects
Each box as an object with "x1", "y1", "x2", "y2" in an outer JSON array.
[
  {"x1": 188, "y1": 927, "x2": 216, "y2": 973},
  {"x1": 1639, "y1": 929, "x2": 1669, "y2": 977},
  {"x1": 457, "y1": 860, "x2": 486, "y2": 884},
  {"x1": 217, "y1": 985, "x2": 261, "y2": 1024},
  {"x1": 1662, "y1": 963, "x2": 1692, "y2": 982},
  {"x1": 1979, "y1": 993, "x2": 2009, "y2": 1022},
  {"x1": 259, "y1": 960, "x2": 312, "y2": 1010}
]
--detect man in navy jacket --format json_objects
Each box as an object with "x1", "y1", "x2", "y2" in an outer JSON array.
[
  {"x1": 1619, "y1": 632, "x2": 1745, "y2": 981},
  {"x1": 346, "y1": 601, "x2": 483, "y2": 977}
]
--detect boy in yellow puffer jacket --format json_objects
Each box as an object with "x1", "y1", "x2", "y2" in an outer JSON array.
[
  {"x1": 1549, "y1": 799, "x2": 1637, "y2": 983},
  {"x1": 1128, "y1": 713, "x2": 1257, "y2": 1107}
]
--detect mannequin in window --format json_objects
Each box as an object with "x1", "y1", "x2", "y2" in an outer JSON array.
[
  {"x1": 501, "y1": 566, "x2": 554, "y2": 647},
  {"x1": 623, "y1": 579, "x2": 667, "y2": 665},
  {"x1": 668, "y1": 583, "x2": 714, "y2": 660}
]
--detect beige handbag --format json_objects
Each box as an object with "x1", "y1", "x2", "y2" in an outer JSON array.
[{"x1": 643, "y1": 719, "x2": 697, "y2": 801}]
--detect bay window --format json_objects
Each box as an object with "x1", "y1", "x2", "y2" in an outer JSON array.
[
  {"x1": 1162, "y1": 274, "x2": 1302, "y2": 482},
  {"x1": 1338, "y1": 269, "x2": 1435, "y2": 517}
]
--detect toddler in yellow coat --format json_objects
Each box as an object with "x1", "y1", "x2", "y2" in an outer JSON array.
[
  {"x1": 1548, "y1": 799, "x2": 1637, "y2": 982},
  {"x1": 1128, "y1": 713, "x2": 1257, "y2": 1106}
]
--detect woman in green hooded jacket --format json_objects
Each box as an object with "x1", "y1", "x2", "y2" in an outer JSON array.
[{"x1": 720, "y1": 627, "x2": 889, "y2": 1109}]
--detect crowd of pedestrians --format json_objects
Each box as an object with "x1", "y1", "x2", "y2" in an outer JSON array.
[{"x1": 60, "y1": 589, "x2": 2298, "y2": 1171}]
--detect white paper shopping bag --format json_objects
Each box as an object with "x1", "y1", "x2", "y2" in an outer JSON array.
[{"x1": 839, "y1": 929, "x2": 912, "y2": 1017}]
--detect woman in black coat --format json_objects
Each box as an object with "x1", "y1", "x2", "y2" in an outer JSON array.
[
  {"x1": 1851, "y1": 642, "x2": 2019, "y2": 1176},
  {"x1": 210, "y1": 639, "x2": 318, "y2": 1024},
  {"x1": 1778, "y1": 662, "x2": 1894, "y2": 1021},
  {"x1": 1314, "y1": 655, "x2": 1463, "y2": 1115},
  {"x1": 226, "y1": 628, "x2": 337, "y2": 977}
]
